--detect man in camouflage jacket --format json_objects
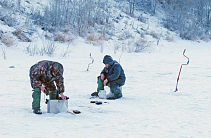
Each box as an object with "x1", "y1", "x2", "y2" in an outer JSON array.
[
  {"x1": 29, "y1": 60, "x2": 66, "y2": 114},
  {"x1": 91, "y1": 55, "x2": 126, "y2": 99}
]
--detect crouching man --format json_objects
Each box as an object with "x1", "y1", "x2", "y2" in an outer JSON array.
[
  {"x1": 29, "y1": 60, "x2": 66, "y2": 114},
  {"x1": 91, "y1": 55, "x2": 126, "y2": 99}
]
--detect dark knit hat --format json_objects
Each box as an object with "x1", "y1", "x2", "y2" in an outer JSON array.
[{"x1": 103, "y1": 55, "x2": 114, "y2": 65}]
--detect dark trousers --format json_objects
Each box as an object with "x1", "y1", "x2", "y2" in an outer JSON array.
[{"x1": 97, "y1": 77, "x2": 123, "y2": 93}]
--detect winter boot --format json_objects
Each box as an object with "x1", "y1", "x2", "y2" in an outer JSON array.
[
  {"x1": 33, "y1": 109, "x2": 42, "y2": 114},
  {"x1": 91, "y1": 92, "x2": 99, "y2": 96},
  {"x1": 49, "y1": 90, "x2": 58, "y2": 100},
  {"x1": 91, "y1": 77, "x2": 105, "y2": 96},
  {"x1": 106, "y1": 91, "x2": 122, "y2": 100},
  {"x1": 106, "y1": 84, "x2": 122, "y2": 100},
  {"x1": 32, "y1": 88, "x2": 41, "y2": 110}
]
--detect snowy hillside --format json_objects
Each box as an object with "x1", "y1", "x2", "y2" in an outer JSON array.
[{"x1": 0, "y1": 0, "x2": 211, "y2": 138}]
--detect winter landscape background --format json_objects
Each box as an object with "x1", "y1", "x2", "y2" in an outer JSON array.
[{"x1": 0, "y1": 0, "x2": 211, "y2": 138}]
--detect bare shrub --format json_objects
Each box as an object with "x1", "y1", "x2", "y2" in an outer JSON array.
[
  {"x1": 86, "y1": 33, "x2": 108, "y2": 47},
  {"x1": 98, "y1": 34, "x2": 109, "y2": 41},
  {"x1": 86, "y1": 33, "x2": 101, "y2": 41},
  {"x1": 54, "y1": 32, "x2": 75, "y2": 43},
  {"x1": 87, "y1": 34, "x2": 97, "y2": 41},
  {"x1": 54, "y1": 33, "x2": 66, "y2": 42},
  {"x1": 138, "y1": 14, "x2": 147, "y2": 23},
  {"x1": 45, "y1": 32, "x2": 52, "y2": 39},
  {"x1": 118, "y1": 33, "x2": 126, "y2": 40},
  {"x1": 13, "y1": 28, "x2": 31, "y2": 42},
  {"x1": 13, "y1": 28, "x2": 23, "y2": 36},
  {"x1": 1, "y1": 33, "x2": 16, "y2": 47},
  {"x1": 114, "y1": 42, "x2": 121, "y2": 54},
  {"x1": 165, "y1": 35, "x2": 175, "y2": 42},
  {"x1": 201, "y1": 34, "x2": 210, "y2": 42},
  {"x1": 180, "y1": 31, "x2": 193, "y2": 40},
  {"x1": 140, "y1": 32, "x2": 146, "y2": 38},
  {"x1": 25, "y1": 42, "x2": 39, "y2": 56},
  {"x1": 190, "y1": 36, "x2": 199, "y2": 42},
  {"x1": 3, "y1": 15, "x2": 17, "y2": 27},
  {"x1": 66, "y1": 35, "x2": 75, "y2": 43},
  {"x1": 63, "y1": 27, "x2": 71, "y2": 34},
  {"x1": 25, "y1": 40, "x2": 56, "y2": 57},
  {"x1": 42, "y1": 40, "x2": 56, "y2": 57},
  {"x1": 0, "y1": 30, "x2": 3, "y2": 38},
  {"x1": 125, "y1": 40, "x2": 135, "y2": 53},
  {"x1": 100, "y1": 42, "x2": 104, "y2": 53},
  {"x1": 1, "y1": 45, "x2": 7, "y2": 59},
  {"x1": 60, "y1": 43, "x2": 73, "y2": 57},
  {"x1": 150, "y1": 31, "x2": 160, "y2": 39},
  {"x1": 134, "y1": 38, "x2": 151, "y2": 53}
]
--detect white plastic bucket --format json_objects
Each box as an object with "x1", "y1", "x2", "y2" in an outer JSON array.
[{"x1": 98, "y1": 90, "x2": 106, "y2": 99}]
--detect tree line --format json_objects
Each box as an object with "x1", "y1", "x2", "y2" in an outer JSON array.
[{"x1": 1, "y1": 0, "x2": 211, "y2": 40}]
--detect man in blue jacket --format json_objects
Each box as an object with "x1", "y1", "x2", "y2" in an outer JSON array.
[{"x1": 91, "y1": 55, "x2": 126, "y2": 99}]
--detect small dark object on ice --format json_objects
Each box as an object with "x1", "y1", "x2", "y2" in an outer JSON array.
[
  {"x1": 90, "y1": 101, "x2": 109, "y2": 104},
  {"x1": 73, "y1": 110, "x2": 81, "y2": 114},
  {"x1": 9, "y1": 66, "x2": 15, "y2": 68},
  {"x1": 67, "y1": 110, "x2": 81, "y2": 114},
  {"x1": 90, "y1": 101, "x2": 102, "y2": 104},
  {"x1": 95, "y1": 101, "x2": 102, "y2": 105}
]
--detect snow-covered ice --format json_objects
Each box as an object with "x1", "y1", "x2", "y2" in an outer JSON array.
[{"x1": 0, "y1": 37, "x2": 211, "y2": 138}]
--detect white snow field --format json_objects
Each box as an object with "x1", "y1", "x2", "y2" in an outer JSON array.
[{"x1": 0, "y1": 37, "x2": 211, "y2": 138}]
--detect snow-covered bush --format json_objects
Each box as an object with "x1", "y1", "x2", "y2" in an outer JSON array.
[
  {"x1": 25, "y1": 40, "x2": 56, "y2": 57},
  {"x1": 1, "y1": 33, "x2": 16, "y2": 47},
  {"x1": 201, "y1": 34, "x2": 210, "y2": 42},
  {"x1": 42, "y1": 40, "x2": 56, "y2": 57},
  {"x1": 1, "y1": 44, "x2": 7, "y2": 59},
  {"x1": 165, "y1": 35, "x2": 174, "y2": 42},
  {"x1": 13, "y1": 28, "x2": 32, "y2": 42},
  {"x1": 54, "y1": 33, "x2": 66, "y2": 42},
  {"x1": 25, "y1": 42, "x2": 39, "y2": 56},
  {"x1": 150, "y1": 31, "x2": 160, "y2": 39},
  {"x1": 0, "y1": 30, "x2": 3, "y2": 39},
  {"x1": 87, "y1": 34, "x2": 99, "y2": 42},
  {"x1": 31, "y1": 0, "x2": 110, "y2": 37},
  {"x1": 138, "y1": 14, "x2": 147, "y2": 23},
  {"x1": 114, "y1": 42, "x2": 121, "y2": 54},
  {"x1": 86, "y1": 33, "x2": 108, "y2": 44},
  {"x1": 125, "y1": 40, "x2": 135, "y2": 53},
  {"x1": 134, "y1": 38, "x2": 151, "y2": 53}
]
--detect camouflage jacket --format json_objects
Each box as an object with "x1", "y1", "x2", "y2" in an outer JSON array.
[{"x1": 29, "y1": 60, "x2": 64, "y2": 93}]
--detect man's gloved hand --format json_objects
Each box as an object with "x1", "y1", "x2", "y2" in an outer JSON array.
[
  {"x1": 101, "y1": 74, "x2": 105, "y2": 80},
  {"x1": 104, "y1": 79, "x2": 108, "y2": 86},
  {"x1": 41, "y1": 86, "x2": 50, "y2": 95},
  {"x1": 41, "y1": 86, "x2": 46, "y2": 93},
  {"x1": 60, "y1": 93, "x2": 66, "y2": 100}
]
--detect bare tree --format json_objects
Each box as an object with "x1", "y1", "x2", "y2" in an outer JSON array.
[
  {"x1": 151, "y1": 0, "x2": 157, "y2": 15},
  {"x1": 1, "y1": 45, "x2": 7, "y2": 59},
  {"x1": 127, "y1": 0, "x2": 135, "y2": 15}
]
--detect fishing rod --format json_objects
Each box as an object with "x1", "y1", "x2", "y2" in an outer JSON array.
[
  {"x1": 174, "y1": 49, "x2": 189, "y2": 92},
  {"x1": 87, "y1": 53, "x2": 94, "y2": 71}
]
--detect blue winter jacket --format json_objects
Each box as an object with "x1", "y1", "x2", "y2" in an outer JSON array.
[{"x1": 101, "y1": 60, "x2": 126, "y2": 86}]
